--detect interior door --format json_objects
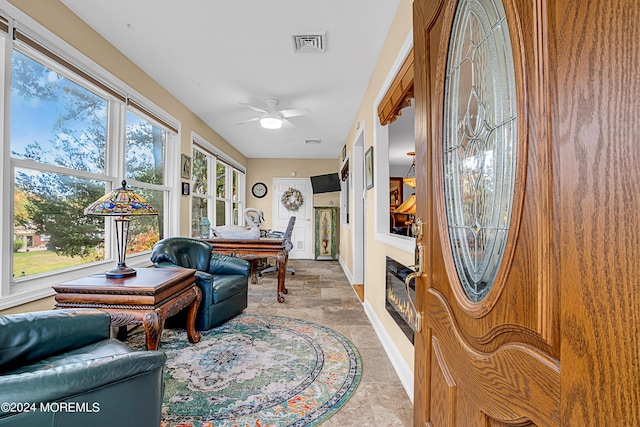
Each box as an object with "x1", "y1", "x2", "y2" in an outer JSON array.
[
  {"x1": 412, "y1": 0, "x2": 560, "y2": 425},
  {"x1": 272, "y1": 178, "x2": 313, "y2": 259}
]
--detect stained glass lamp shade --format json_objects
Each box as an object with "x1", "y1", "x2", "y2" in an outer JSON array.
[
  {"x1": 394, "y1": 193, "x2": 416, "y2": 214},
  {"x1": 84, "y1": 180, "x2": 158, "y2": 278}
]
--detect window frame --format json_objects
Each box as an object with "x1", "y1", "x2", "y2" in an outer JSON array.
[
  {"x1": 372, "y1": 33, "x2": 415, "y2": 253},
  {"x1": 190, "y1": 133, "x2": 246, "y2": 236},
  {"x1": 0, "y1": 7, "x2": 180, "y2": 309}
]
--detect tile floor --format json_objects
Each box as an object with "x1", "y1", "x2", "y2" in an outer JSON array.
[{"x1": 246, "y1": 259, "x2": 414, "y2": 426}]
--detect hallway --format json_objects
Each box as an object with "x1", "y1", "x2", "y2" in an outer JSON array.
[{"x1": 246, "y1": 259, "x2": 413, "y2": 426}]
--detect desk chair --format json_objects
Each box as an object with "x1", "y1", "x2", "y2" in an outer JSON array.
[{"x1": 260, "y1": 216, "x2": 296, "y2": 277}]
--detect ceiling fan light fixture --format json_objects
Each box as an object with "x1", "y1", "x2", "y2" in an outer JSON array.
[{"x1": 260, "y1": 114, "x2": 283, "y2": 129}]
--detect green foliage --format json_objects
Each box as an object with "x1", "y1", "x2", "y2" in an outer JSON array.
[
  {"x1": 13, "y1": 239, "x2": 25, "y2": 253},
  {"x1": 13, "y1": 189, "x2": 30, "y2": 227},
  {"x1": 13, "y1": 250, "x2": 89, "y2": 277},
  {"x1": 22, "y1": 176, "x2": 105, "y2": 257}
]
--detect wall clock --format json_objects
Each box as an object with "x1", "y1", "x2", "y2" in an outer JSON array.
[{"x1": 251, "y1": 182, "x2": 268, "y2": 198}]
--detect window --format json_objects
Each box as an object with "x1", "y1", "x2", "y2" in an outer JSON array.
[
  {"x1": 11, "y1": 50, "x2": 110, "y2": 277},
  {"x1": 191, "y1": 143, "x2": 245, "y2": 237},
  {"x1": 125, "y1": 110, "x2": 168, "y2": 252},
  {"x1": 1, "y1": 14, "x2": 178, "y2": 305}
]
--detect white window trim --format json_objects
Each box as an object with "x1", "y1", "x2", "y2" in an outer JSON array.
[
  {"x1": 190, "y1": 132, "x2": 246, "y2": 231},
  {"x1": 0, "y1": 2, "x2": 181, "y2": 309},
  {"x1": 191, "y1": 132, "x2": 246, "y2": 174},
  {"x1": 372, "y1": 32, "x2": 415, "y2": 254}
]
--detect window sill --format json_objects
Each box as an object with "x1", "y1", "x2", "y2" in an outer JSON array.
[
  {"x1": 2, "y1": 252, "x2": 154, "y2": 311},
  {"x1": 374, "y1": 231, "x2": 415, "y2": 253}
]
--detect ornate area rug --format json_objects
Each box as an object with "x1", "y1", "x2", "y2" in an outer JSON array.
[{"x1": 127, "y1": 314, "x2": 362, "y2": 427}]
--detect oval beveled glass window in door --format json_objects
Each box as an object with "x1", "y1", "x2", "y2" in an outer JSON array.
[{"x1": 443, "y1": 0, "x2": 517, "y2": 302}]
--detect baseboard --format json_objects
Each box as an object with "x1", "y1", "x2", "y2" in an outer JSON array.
[
  {"x1": 338, "y1": 255, "x2": 354, "y2": 285},
  {"x1": 338, "y1": 257, "x2": 414, "y2": 400},
  {"x1": 363, "y1": 301, "x2": 414, "y2": 403}
]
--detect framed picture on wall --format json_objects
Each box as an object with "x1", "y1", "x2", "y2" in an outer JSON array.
[
  {"x1": 181, "y1": 154, "x2": 192, "y2": 179},
  {"x1": 390, "y1": 177, "x2": 403, "y2": 208},
  {"x1": 365, "y1": 146, "x2": 374, "y2": 189},
  {"x1": 181, "y1": 181, "x2": 190, "y2": 195}
]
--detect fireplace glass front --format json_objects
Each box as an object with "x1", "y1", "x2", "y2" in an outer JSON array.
[{"x1": 386, "y1": 256, "x2": 416, "y2": 344}]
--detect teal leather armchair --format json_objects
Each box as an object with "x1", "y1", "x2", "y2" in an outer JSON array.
[
  {"x1": 151, "y1": 237, "x2": 250, "y2": 330},
  {"x1": 0, "y1": 309, "x2": 166, "y2": 427}
]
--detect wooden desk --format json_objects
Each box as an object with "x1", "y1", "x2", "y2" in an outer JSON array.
[
  {"x1": 53, "y1": 268, "x2": 202, "y2": 350},
  {"x1": 204, "y1": 237, "x2": 289, "y2": 303}
]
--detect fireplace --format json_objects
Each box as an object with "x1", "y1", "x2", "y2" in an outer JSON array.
[{"x1": 385, "y1": 257, "x2": 416, "y2": 344}]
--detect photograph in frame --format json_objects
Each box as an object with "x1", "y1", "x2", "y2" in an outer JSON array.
[
  {"x1": 365, "y1": 146, "x2": 374, "y2": 189},
  {"x1": 181, "y1": 154, "x2": 192, "y2": 179}
]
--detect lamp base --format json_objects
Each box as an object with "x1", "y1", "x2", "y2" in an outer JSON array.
[{"x1": 105, "y1": 265, "x2": 137, "y2": 278}]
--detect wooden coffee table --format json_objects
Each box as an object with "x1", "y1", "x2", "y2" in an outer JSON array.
[{"x1": 53, "y1": 267, "x2": 202, "y2": 350}]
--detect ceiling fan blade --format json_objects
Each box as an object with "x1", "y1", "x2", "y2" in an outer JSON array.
[
  {"x1": 280, "y1": 108, "x2": 310, "y2": 118},
  {"x1": 235, "y1": 117, "x2": 260, "y2": 126},
  {"x1": 282, "y1": 118, "x2": 295, "y2": 128},
  {"x1": 240, "y1": 103, "x2": 268, "y2": 114}
]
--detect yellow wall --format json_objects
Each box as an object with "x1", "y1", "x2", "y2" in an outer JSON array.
[
  {"x1": 339, "y1": 0, "x2": 415, "y2": 370},
  {"x1": 0, "y1": 296, "x2": 55, "y2": 314},
  {"x1": 6, "y1": 0, "x2": 248, "y2": 238},
  {"x1": 246, "y1": 158, "x2": 340, "y2": 229}
]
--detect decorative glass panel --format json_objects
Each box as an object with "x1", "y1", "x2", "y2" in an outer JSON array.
[{"x1": 443, "y1": 0, "x2": 517, "y2": 302}]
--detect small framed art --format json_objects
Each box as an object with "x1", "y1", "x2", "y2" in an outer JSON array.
[
  {"x1": 365, "y1": 146, "x2": 374, "y2": 189},
  {"x1": 181, "y1": 181, "x2": 190, "y2": 196},
  {"x1": 181, "y1": 154, "x2": 192, "y2": 179}
]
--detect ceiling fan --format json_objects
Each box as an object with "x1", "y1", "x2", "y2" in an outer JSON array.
[{"x1": 236, "y1": 98, "x2": 310, "y2": 129}]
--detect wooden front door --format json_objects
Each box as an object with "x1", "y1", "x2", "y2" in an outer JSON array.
[{"x1": 412, "y1": 0, "x2": 639, "y2": 425}]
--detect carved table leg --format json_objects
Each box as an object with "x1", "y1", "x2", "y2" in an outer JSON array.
[
  {"x1": 276, "y1": 251, "x2": 289, "y2": 303},
  {"x1": 249, "y1": 259, "x2": 259, "y2": 284},
  {"x1": 143, "y1": 310, "x2": 164, "y2": 351},
  {"x1": 185, "y1": 286, "x2": 202, "y2": 344}
]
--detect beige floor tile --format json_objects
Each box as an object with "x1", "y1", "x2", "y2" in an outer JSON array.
[{"x1": 245, "y1": 259, "x2": 413, "y2": 426}]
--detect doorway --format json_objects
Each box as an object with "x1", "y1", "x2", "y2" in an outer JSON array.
[{"x1": 271, "y1": 178, "x2": 313, "y2": 259}]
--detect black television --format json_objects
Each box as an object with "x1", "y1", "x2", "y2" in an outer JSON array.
[{"x1": 310, "y1": 173, "x2": 341, "y2": 194}]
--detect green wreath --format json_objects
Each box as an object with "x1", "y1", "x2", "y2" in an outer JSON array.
[{"x1": 281, "y1": 187, "x2": 304, "y2": 211}]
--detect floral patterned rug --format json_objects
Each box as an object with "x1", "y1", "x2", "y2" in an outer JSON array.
[{"x1": 127, "y1": 314, "x2": 362, "y2": 427}]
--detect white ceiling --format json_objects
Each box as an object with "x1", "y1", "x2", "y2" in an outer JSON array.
[{"x1": 60, "y1": 0, "x2": 403, "y2": 161}]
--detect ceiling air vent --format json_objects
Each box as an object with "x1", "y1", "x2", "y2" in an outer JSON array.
[
  {"x1": 292, "y1": 33, "x2": 326, "y2": 53},
  {"x1": 305, "y1": 139, "x2": 322, "y2": 145}
]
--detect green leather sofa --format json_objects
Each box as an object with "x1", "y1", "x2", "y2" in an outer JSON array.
[
  {"x1": 0, "y1": 309, "x2": 166, "y2": 427},
  {"x1": 150, "y1": 237, "x2": 250, "y2": 330}
]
